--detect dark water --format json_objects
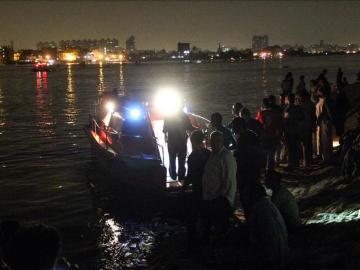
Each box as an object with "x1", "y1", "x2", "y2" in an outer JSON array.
[{"x1": 0, "y1": 55, "x2": 359, "y2": 269}]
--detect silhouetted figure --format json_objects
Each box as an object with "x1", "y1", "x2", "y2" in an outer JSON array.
[
  {"x1": 318, "y1": 69, "x2": 328, "y2": 81},
  {"x1": 284, "y1": 93, "x2": 304, "y2": 170},
  {"x1": 296, "y1": 75, "x2": 306, "y2": 94},
  {"x1": 227, "y1": 102, "x2": 244, "y2": 131},
  {"x1": 309, "y1": 79, "x2": 319, "y2": 104},
  {"x1": 339, "y1": 113, "x2": 360, "y2": 179},
  {"x1": 281, "y1": 72, "x2": 294, "y2": 94},
  {"x1": 183, "y1": 130, "x2": 210, "y2": 251},
  {"x1": 163, "y1": 109, "x2": 193, "y2": 180},
  {"x1": 247, "y1": 184, "x2": 288, "y2": 269},
  {"x1": 257, "y1": 98, "x2": 283, "y2": 172},
  {"x1": 265, "y1": 171, "x2": 300, "y2": 232},
  {"x1": 316, "y1": 86, "x2": 334, "y2": 162},
  {"x1": 336, "y1": 68, "x2": 343, "y2": 88},
  {"x1": 233, "y1": 117, "x2": 264, "y2": 219},
  {"x1": 202, "y1": 131, "x2": 237, "y2": 245},
  {"x1": 0, "y1": 221, "x2": 61, "y2": 270},
  {"x1": 297, "y1": 92, "x2": 316, "y2": 167},
  {"x1": 210, "y1": 112, "x2": 237, "y2": 150},
  {"x1": 334, "y1": 87, "x2": 349, "y2": 137},
  {"x1": 240, "y1": 107, "x2": 263, "y2": 137},
  {"x1": 342, "y1": 77, "x2": 349, "y2": 87}
]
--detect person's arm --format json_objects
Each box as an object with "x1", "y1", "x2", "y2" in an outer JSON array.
[{"x1": 184, "y1": 114, "x2": 195, "y2": 133}]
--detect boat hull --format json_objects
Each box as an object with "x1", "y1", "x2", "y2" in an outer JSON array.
[{"x1": 85, "y1": 126, "x2": 166, "y2": 194}]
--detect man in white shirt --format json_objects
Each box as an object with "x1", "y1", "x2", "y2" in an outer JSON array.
[{"x1": 202, "y1": 131, "x2": 237, "y2": 244}]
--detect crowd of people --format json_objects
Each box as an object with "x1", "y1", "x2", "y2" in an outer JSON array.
[{"x1": 162, "y1": 68, "x2": 359, "y2": 267}]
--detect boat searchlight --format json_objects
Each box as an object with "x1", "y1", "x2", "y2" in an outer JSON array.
[
  {"x1": 154, "y1": 88, "x2": 183, "y2": 117},
  {"x1": 106, "y1": 102, "x2": 115, "y2": 113}
]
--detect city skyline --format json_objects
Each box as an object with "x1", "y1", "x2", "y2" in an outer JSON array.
[{"x1": 1, "y1": 1, "x2": 360, "y2": 50}]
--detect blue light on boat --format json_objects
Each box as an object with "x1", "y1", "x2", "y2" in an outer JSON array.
[{"x1": 129, "y1": 108, "x2": 141, "y2": 120}]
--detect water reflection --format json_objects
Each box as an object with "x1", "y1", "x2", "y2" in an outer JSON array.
[
  {"x1": 35, "y1": 71, "x2": 55, "y2": 137},
  {"x1": 119, "y1": 63, "x2": 125, "y2": 95},
  {"x1": 261, "y1": 60, "x2": 269, "y2": 96},
  {"x1": 98, "y1": 216, "x2": 155, "y2": 269},
  {"x1": 64, "y1": 63, "x2": 78, "y2": 125},
  {"x1": 98, "y1": 62, "x2": 105, "y2": 93},
  {"x1": 0, "y1": 76, "x2": 5, "y2": 133}
]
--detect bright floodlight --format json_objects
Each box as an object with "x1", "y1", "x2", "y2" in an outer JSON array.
[
  {"x1": 106, "y1": 101, "x2": 115, "y2": 113},
  {"x1": 154, "y1": 88, "x2": 182, "y2": 116},
  {"x1": 130, "y1": 108, "x2": 141, "y2": 119}
]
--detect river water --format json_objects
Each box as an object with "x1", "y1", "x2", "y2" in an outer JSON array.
[{"x1": 0, "y1": 55, "x2": 359, "y2": 269}]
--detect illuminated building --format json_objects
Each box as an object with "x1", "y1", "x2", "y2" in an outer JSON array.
[
  {"x1": 126, "y1": 35, "x2": 136, "y2": 53},
  {"x1": 252, "y1": 35, "x2": 269, "y2": 53},
  {"x1": 59, "y1": 50, "x2": 79, "y2": 62},
  {"x1": 59, "y1": 38, "x2": 119, "y2": 51}
]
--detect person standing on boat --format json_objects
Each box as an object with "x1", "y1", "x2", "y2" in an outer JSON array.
[{"x1": 163, "y1": 109, "x2": 194, "y2": 180}]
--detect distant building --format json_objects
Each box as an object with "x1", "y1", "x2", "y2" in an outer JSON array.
[
  {"x1": 177, "y1": 42, "x2": 190, "y2": 55},
  {"x1": 0, "y1": 46, "x2": 14, "y2": 64},
  {"x1": 37, "y1": 41, "x2": 57, "y2": 50},
  {"x1": 126, "y1": 35, "x2": 136, "y2": 53},
  {"x1": 18, "y1": 49, "x2": 42, "y2": 63},
  {"x1": 252, "y1": 35, "x2": 269, "y2": 53},
  {"x1": 58, "y1": 38, "x2": 119, "y2": 52}
]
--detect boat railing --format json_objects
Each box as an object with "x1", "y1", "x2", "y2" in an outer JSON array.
[
  {"x1": 156, "y1": 142, "x2": 165, "y2": 165},
  {"x1": 92, "y1": 118, "x2": 163, "y2": 162}
]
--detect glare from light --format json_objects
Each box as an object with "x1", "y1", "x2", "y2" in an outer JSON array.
[
  {"x1": 333, "y1": 139, "x2": 340, "y2": 148},
  {"x1": 130, "y1": 108, "x2": 141, "y2": 118},
  {"x1": 64, "y1": 53, "x2": 76, "y2": 62},
  {"x1": 154, "y1": 88, "x2": 182, "y2": 117},
  {"x1": 106, "y1": 102, "x2": 115, "y2": 113}
]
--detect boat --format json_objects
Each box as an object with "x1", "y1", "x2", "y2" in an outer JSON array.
[
  {"x1": 32, "y1": 62, "x2": 52, "y2": 72},
  {"x1": 84, "y1": 92, "x2": 167, "y2": 193}
]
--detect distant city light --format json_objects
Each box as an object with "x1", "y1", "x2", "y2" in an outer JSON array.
[{"x1": 64, "y1": 53, "x2": 76, "y2": 62}]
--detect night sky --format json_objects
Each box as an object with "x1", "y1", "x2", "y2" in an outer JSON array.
[{"x1": 1, "y1": 1, "x2": 360, "y2": 50}]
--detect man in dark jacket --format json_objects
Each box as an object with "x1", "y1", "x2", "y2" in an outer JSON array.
[
  {"x1": 233, "y1": 117, "x2": 265, "y2": 218},
  {"x1": 284, "y1": 93, "x2": 304, "y2": 170},
  {"x1": 163, "y1": 110, "x2": 194, "y2": 180},
  {"x1": 183, "y1": 130, "x2": 210, "y2": 251}
]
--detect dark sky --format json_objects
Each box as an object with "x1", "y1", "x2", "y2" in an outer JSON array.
[{"x1": 1, "y1": 1, "x2": 360, "y2": 50}]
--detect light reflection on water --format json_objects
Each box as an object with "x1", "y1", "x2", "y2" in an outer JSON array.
[
  {"x1": 98, "y1": 62, "x2": 105, "y2": 93},
  {"x1": 119, "y1": 63, "x2": 125, "y2": 95},
  {"x1": 64, "y1": 64, "x2": 78, "y2": 125},
  {"x1": 0, "y1": 76, "x2": 5, "y2": 131},
  {"x1": 1, "y1": 55, "x2": 360, "y2": 268},
  {"x1": 35, "y1": 71, "x2": 55, "y2": 137}
]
